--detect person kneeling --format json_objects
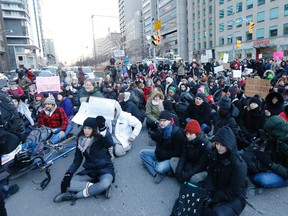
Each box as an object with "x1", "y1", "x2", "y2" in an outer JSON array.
[{"x1": 54, "y1": 117, "x2": 115, "y2": 203}]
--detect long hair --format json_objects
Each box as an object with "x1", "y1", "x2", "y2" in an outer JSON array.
[{"x1": 77, "y1": 127, "x2": 101, "y2": 141}]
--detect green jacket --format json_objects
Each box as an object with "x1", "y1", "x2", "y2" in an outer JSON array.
[
  {"x1": 78, "y1": 87, "x2": 103, "y2": 104},
  {"x1": 145, "y1": 91, "x2": 164, "y2": 122},
  {"x1": 264, "y1": 116, "x2": 288, "y2": 178}
]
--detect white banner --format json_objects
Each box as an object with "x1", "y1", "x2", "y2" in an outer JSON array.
[
  {"x1": 113, "y1": 50, "x2": 125, "y2": 58},
  {"x1": 36, "y1": 76, "x2": 61, "y2": 92}
]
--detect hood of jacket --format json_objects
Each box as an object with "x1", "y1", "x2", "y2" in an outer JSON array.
[
  {"x1": 211, "y1": 126, "x2": 237, "y2": 153},
  {"x1": 114, "y1": 101, "x2": 122, "y2": 119},
  {"x1": 264, "y1": 116, "x2": 288, "y2": 142}
]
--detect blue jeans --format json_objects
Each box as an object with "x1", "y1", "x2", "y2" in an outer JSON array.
[
  {"x1": 139, "y1": 149, "x2": 171, "y2": 177},
  {"x1": 49, "y1": 124, "x2": 73, "y2": 144},
  {"x1": 253, "y1": 172, "x2": 288, "y2": 188}
]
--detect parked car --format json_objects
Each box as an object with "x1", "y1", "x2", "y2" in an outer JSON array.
[
  {"x1": 41, "y1": 66, "x2": 58, "y2": 76},
  {"x1": 82, "y1": 67, "x2": 95, "y2": 80}
]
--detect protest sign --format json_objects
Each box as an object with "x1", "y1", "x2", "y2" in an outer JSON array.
[
  {"x1": 72, "y1": 97, "x2": 116, "y2": 125},
  {"x1": 36, "y1": 76, "x2": 61, "y2": 92},
  {"x1": 214, "y1": 65, "x2": 224, "y2": 74},
  {"x1": 245, "y1": 78, "x2": 271, "y2": 98},
  {"x1": 200, "y1": 55, "x2": 209, "y2": 63},
  {"x1": 232, "y1": 70, "x2": 241, "y2": 78},
  {"x1": 223, "y1": 63, "x2": 230, "y2": 69},
  {"x1": 223, "y1": 53, "x2": 229, "y2": 63},
  {"x1": 206, "y1": 50, "x2": 213, "y2": 58},
  {"x1": 273, "y1": 52, "x2": 283, "y2": 61}
]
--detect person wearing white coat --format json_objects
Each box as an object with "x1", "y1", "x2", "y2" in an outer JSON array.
[{"x1": 106, "y1": 101, "x2": 142, "y2": 157}]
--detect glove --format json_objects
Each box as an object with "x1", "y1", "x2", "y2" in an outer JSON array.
[
  {"x1": 61, "y1": 173, "x2": 72, "y2": 193},
  {"x1": 202, "y1": 192, "x2": 216, "y2": 208},
  {"x1": 51, "y1": 128, "x2": 60, "y2": 134},
  {"x1": 254, "y1": 151, "x2": 273, "y2": 167},
  {"x1": 95, "y1": 116, "x2": 106, "y2": 132}
]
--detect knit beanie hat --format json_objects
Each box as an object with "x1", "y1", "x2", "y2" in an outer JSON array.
[
  {"x1": 44, "y1": 95, "x2": 56, "y2": 105},
  {"x1": 83, "y1": 117, "x2": 98, "y2": 130},
  {"x1": 249, "y1": 96, "x2": 261, "y2": 107},
  {"x1": 218, "y1": 96, "x2": 231, "y2": 109},
  {"x1": 166, "y1": 77, "x2": 173, "y2": 84},
  {"x1": 159, "y1": 110, "x2": 172, "y2": 121},
  {"x1": 36, "y1": 93, "x2": 44, "y2": 98},
  {"x1": 124, "y1": 92, "x2": 131, "y2": 102},
  {"x1": 228, "y1": 86, "x2": 237, "y2": 96},
  {"x1": 195, "y1": 92, "x2": 207, "y2": 102},
  {"x1": 185, "y1": 119, "x2": 201, "y2": 134},
  {"x1": 168, "y1": 86, "x2": 177, "y2": 93},
  {"x1": 267, "y1": 73, "x2": 274, "y2": 80}
]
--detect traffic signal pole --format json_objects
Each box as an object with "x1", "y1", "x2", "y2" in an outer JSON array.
[{"x1": 151, "y1": 18, "x2": 156, "y2": 69}]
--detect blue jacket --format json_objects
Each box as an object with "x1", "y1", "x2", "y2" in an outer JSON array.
[{"x1": 59, "y1": 97, "x2": 74, "y2": 118}]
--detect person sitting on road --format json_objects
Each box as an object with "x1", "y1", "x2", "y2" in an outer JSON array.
[
  {"x1": 106, "y1": 101, "x2": 142, "y2": 157},
  {"x1": 37, "y1": 95, "x2": 72, "y2": 145},
  {"x1": 53, "y1": 117, "x2": 115, "y2": 203},
  {"x1": 139, "y1": 110, "x2": 186, "y2": 184},
  {"x1": 57, "y1": 92, "x2": 74, "y2": 119},
  {"x1": 170, "y1": 119, "x2": 212, "y2": 184},
  {"x1": 77, "y1": 78, "x2": 103, "y2": 104},
  {"x1": 145, "y1": 90, "x2": 164, "y2": 131},
  {"x1": 251, "y1": 116, "x2": 288, "y2": 188},
  {"x1": 201, "y1": 126, "x2": 247, "y2": 216},
  {"x1": 6, "y1": 81, "x2": 25, "y2": 100}
]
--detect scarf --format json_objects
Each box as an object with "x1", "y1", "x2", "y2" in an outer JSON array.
[
  {"x1": 78, "y1": 136, "x2": 94, "y2": 153},
  {"x1": 160, "y1": 122, "x2": 173, "y2": 140}
]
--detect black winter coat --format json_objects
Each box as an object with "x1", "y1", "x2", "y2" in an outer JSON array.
[
  {"x1": 186, "y1": 101, "x2": 211, "y2": 126},
  {"x1": 155, "y1": 125, "x2": 186, "y2": 162},
  {"x1": 67, "y1": 135, "x2": 115, "y2": 181},
  {"x1": 120, "y1": 100, "x2": 145, "y2": 123},
  {"x1": 176, "y1": 133, "x2": 212, "y2": 182},
  {"x1": 206, "y1": 127, "x2": 247, "y2": 215}
]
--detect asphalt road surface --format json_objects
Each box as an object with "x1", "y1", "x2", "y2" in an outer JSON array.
[{"x1": 5, "y1": 123, "x2": 288, "y2": 216}]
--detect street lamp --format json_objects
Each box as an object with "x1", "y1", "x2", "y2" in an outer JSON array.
[{"x1": 91, "y1": 14, "x2": 119, "y2": 63}]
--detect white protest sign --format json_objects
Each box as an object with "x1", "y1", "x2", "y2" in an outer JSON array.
[
  {"x1": 214, "y1": 65, "x2": 225, "y2": 74},
  {"x1": 72, "y1": 97, "x2": 116, "y2": 125},
  {"x1": 223, "y1": 53, "x2": 229, "y2": 63},
  {"x1": 206, "y1": 50, "x2": 213, "y2": 58},
  {"x1": 36, "y1": 76, "x2": 61, "y2": 92},
  {"x1": 201, "y1": 54, "x2": 209, "y2": 63},
  {"x1": 113, "y1": 50, "x2": 125, "y2": 57},
  {"x1": 258, "y1": 54, "x2": 262, "y2": 59},
  {"x1": 232, "y1": 70, "x2": 242, "y2": 78}
]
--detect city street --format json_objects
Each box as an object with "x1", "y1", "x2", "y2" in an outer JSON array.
[{"x1": 5, "y1": 123, "x2": 288, "y2": 216}]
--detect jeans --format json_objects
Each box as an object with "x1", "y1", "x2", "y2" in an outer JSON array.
[
  {"x1": 69, "y1": 173, "x2": 113, "y2": 198},
  {"x1": 49, "y1": 124, "x2": 73, "y2": 144},
  {"x1": 253, "y1": 172, "x2": 288, "y2": 188},
  {"x1": 139, "y1": 149, "x2": 171, "y2": 177}
]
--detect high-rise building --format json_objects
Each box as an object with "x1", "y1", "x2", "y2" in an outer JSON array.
[{"x1": 0, "y1": 5, "x2": 10, "y2": 71}]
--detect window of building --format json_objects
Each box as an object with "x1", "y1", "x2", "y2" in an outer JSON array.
[
  {"x1": 285, "y1": 4, "x2": 288, "y2": 16},
  {"x1": 198, "y1": 22, "x2": 201, "y2": 29},
  {"x1": 236, "y1": 2, "x2": 243, "y2": 13},
  {"x1": 236, "y1": 18, "x2": 242, "y2": 28},
  {"x1": 209, "y1": 41, "x2": 213, "y2": 48},
  {"x1": 270, "y1": 7, "x2": 278, "y2": 20},
  {"x1": 193, "y1": 23, "x2": 195, "y2": 30},
  {"x1": 204, "y1": 31, "x2": 207, "y2": 38},
  {"x1": 246, "y1": 32, "x2": 252, "y2": 40},
  {"x1": 209, "y1": 17, "x2": 213, "y2": 25},
  {"x1": 203, "y1": 9, "x2": 206, "y2": 16},
  {"x1": 198, "y1": 0, "x2": 201, "y2": 7},
  {"x1": 258, "y1": 0, "x2": 265, "y2": 6},
  {"x1": 209, "y1": 29, "x2": 213, "y2": 36},
  {"x1": 198, "y1": 11, "x2": 200, "y2": 19},
  {"x1": 204, "y1": 42, "x2": 207, "y2": 49},
  {"x1": 198, "y1": 32, "x2": 201, "y2": 39},
  {"x1": 269, "y1": 25, "x2": 278, "y2": 37},
  {"x1": 209, "y1": 6, "x2": 212, "y2": 14},
  {"x1": 227, "y1": 35, "x2": 233, "y2": 44},
  {"x1": 219, "y1": 9, "x2": 224, "y2": 18},
  {"x1": 227, "y1": 6, "x2": 233, "y2": 16},
  {"x1": 219, "y1": 0, "x2": 224, "y2": 5},
  {"x1": 246, "y1": 0, "x2": 253, "y2": 9},
  {"x1": 246, "y1": 15, "x2": 253, "y2": 25},
  {"x1": 257, "y1": 11, "x2": 265, "y2": 22},
  {"x1": 219, "y1": 37, "x2": 224, "y2": 45},
  {"x1": 219, "y1": 23, "x2": 224, "y2": 32},
  {"x1": 227, "y1": 20, "x2": 233, "y2": 30},
  {"x1": 256, "y1": 28, "x2": 264, "y2": 39},
  {"x1": 284, "y1": 23, "x2": 288, "y2": 35},
  {"x1": 198, "y1": 43, "x2": 201, "y2": 50},
  {"x1": 193, "y1": 13, "x2": 195, "y2": 20},
  {"x1": 203, "y1": 19, "x2": 206, "y2": 27},
  {"x1": 193, "y1": 33, "x2": 196, "y2": 40},
  {"x1": 193, "y1": 44, "x2": 196, "y2": 50}
]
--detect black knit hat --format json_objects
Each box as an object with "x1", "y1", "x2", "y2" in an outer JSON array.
[
  {"x1": 249, "y1": 96, "x2": 261, "y2": 107},
  {"x1": 218, "y1": 96, "x2": 231, "y2": 109},
  {"x1": 159, "y1": 110, "x2": 172, "y2": 121},
  {"x1": 83, "y1": 117, "x2": 98, "y2": 130},
  {"x1": 195, "y1": 92, "x2": 207, "y2": 102}
]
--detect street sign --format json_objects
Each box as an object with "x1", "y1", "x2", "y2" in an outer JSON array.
[{"x1": 154, "y1": 20, "x2": 162, "y2": 31}]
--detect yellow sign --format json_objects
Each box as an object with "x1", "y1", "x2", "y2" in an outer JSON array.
[{"x1": 154, "y1": 20, "x2": 162, "y2": 31}]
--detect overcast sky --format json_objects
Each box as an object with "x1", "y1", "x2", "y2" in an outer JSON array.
[{"x1": 42, "y1": 0, "x2": 120, "y2": 64}]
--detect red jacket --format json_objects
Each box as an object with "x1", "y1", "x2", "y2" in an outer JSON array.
[
  {"x1": 6, "y1": 87, "x2": 24, "y2": 97},
  {"x1": 38, "y1": 107, "x2": 68, "y2": 131}
]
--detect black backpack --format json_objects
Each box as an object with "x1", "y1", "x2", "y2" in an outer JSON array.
[{"x1": 0, "y1": 91, "x2": 25, "y2": 154}]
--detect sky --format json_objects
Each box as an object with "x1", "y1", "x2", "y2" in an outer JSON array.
[{"x1": 41, "y1": 0, "x2": 120, "y2": 65}]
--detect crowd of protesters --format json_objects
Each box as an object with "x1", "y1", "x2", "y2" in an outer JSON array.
[{"x1": 1, "y1": 56, "x2": 288, "y2": 215}]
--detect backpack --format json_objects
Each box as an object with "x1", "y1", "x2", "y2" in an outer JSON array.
[
  {"x1": 0, "y1": 91, "x2": 25, "y2": 154},
  {"x1": 25, "y1": 125, "x2": 52, "y2": 144}
]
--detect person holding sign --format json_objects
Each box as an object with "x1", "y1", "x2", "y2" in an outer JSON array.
[{"x1": 106, "y1": 101, "x2": 142, "y2": 157}]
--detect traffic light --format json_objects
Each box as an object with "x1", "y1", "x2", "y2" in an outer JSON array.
[
  {"x1": 236, "y1": 40, "x2": 241, "y2": 48},
  {"x1": 248, "y1": 21, "x2": 254, "y2": 33},
  {"x1": 151, "y1": 35, "x2": 160, "y2": 46}
]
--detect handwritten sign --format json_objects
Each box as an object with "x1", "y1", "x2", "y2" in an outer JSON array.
[
  {"x1": 200, "y1": 55, "x2": 209, "y2": 63},
  {"x1": 214, "y1": 66, "x2": 225, "y2": 74},
  {"x1": 232, "y1": 70, "x2": 242, "y2": 78},
  {"x1": 245, "y1": 78, "x2": 271, "y2": 98},
  {"x1": 206, "y1": 50, "x2": 213, "y2": 58},
  {"x1": 223, "y1": 53, "x2": 229, "y2": 63},
  {"x1": 72, "y1": 97, "x2": 116, "y2": 125},
  {"x1": 36, "y1": 76, "x2": 61, "y2": 92}
]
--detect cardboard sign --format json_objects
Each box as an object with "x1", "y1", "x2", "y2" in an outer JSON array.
[
  {"x1": 223, "y1": 63, "x2": 231, "y2": 69},
  {"x1": 36, "y1": 76, "x2": 61, "y2": 92},
  {"x1": 245, "y1": 78, "x2": 271, "y2": 98}
]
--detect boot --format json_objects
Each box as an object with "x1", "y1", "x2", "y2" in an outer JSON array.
[
  {"x1": 53, "y1": 192, "x2": 76, "y2": 202},
  {"x1": 105, "y1": 185, "x2": 112, "y2": 199}
]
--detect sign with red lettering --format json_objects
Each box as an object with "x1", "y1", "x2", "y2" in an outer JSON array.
[{"x1": 253, "y1": 40, "x2": 270, "y2": 46}]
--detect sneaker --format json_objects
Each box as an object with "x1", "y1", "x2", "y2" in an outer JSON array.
[
  {"x1": 105, "y1": 185, "x2": 112, "y2": 199},
  {"x1": 154, "y1": 173, "x2": 165, "y2": 184},
  {"x1": 53, "y1": 192, "x2": 76, "y2": 202},
  {"x1": 3, "y1": 184, "x2": 19, "y2": 199}
]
